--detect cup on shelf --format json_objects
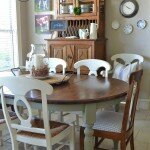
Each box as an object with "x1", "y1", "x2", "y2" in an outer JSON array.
[
  {"x1": 81, "y1": 4, "x2": 92, "y2": 13},
  {"x1": 69, "y1": 5, "x2": 74, "y2": 14},
  {"x1": 60, "y1": 5, "x2": 69, "y2": 14}
]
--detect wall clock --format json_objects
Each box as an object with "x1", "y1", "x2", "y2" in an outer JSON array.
[
  {"x1": 112, "y1": 21, "x2": 120, "y2": 30},
  {"x1": 123, "y1": 24, "x2": 133, "y2": 34},
  {"x1": 120, "y1": 0, "x2": 139, "y2": 18},
  {"x1": 137, "y1": 20, "x2": 147, "y2": 29}
]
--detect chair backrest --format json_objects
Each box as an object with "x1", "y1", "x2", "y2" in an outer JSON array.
[
  {"x1": 111, "y1": 53, "x2": 144, "y2": 68},
  {"x1": 0, "y1": 76, "x2": 53, "y2": 147},
  {"x1": 121, "y1": 69, "x2": 143, "y2": 132},
  {"x1": 74, "y1": 59, "x2": 111, "y2": 77},
  {"x1": 43, "y1": 58, "x2": 67, "y2": 75}
]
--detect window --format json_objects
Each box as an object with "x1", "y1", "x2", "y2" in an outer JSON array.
[{"x1": 0, "y1": 0, "x2": 18, "y2": 71}]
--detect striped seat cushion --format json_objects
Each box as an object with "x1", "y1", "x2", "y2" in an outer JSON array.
[
  {"x1": 0, "y1": 109, "x2": 17, "y2": 124},
  {"x1": 93, "y1": 111, "x2": 123, "y2": 133},
  {"x1": 17, "y1": 118, "x2": 69, "y2": 138}
]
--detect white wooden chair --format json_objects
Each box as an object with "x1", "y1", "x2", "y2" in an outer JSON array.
[
  {"x1": 43, "y1": 58, "x2": 67, "y2": 75},
  {"x1": 61, "y1": 59, "x2": 111, "y2": 126},
  {"x1": 111, "y1": 53, "x2": 144, "y2": 111},
  {"x1": 0, "y1": 76, "x2": 75, "y2": 150},
  {"x1": 111, "y1": 53, "x2": 144, "y2": 70},
  {"x1": 74, "y1": 59, "x2": 111, "y2": 77}
]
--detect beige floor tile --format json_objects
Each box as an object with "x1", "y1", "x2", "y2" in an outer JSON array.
[
  {"x1": 135, "y1": 129, "x2": 150, "y2": 143},
  {"x1": 135, "y1": 110, "x2": 149, "y2": 120},
  {"x1": 134, "y1": 141, "x2": 148, "y2": 150},
  {"x1": 147, "y1": 143, "x2": 150, "y2": 150},
  {"x1": 135, "y1": 120, "x2": 150, "y2": 131},
  {"x1": 146, "y1": 111, "x2": 150, "y2": 120}
]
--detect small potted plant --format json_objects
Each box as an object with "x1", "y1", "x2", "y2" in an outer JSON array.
[
  {"x1": 73, "y1": 6, "x2": 81, "y2": 15},
  {"x1": 73, "y1": 0, "x2": 81, "y2": 15}
]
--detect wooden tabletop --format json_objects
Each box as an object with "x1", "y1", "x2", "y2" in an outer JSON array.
[{"x1": 4, "y1": 75, "x2": 128, "y2": 105}]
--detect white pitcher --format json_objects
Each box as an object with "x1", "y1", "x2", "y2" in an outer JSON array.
[
  {"x1": 79, "y1": 29, "x2": 89, "y2": 39},
  {"x1": 90, "y1": 23, "x2": 98, "y2": 39}
]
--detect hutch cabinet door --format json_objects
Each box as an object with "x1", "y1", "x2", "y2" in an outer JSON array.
[
  {"x1": 75, "y1": 44, "x2": 92, "y2": 74},
  {"x1": 49, "y1": 44, "x2": 75, "y2": 71},
  {"x1": 75, "y1": 45, "x2": 92, "y2": 61},
  {"x1": 49, "y1": 45, "x2": 67, "y2": 72},
  {"x1": 49, "y1": 45, "x2": 67, "y2": 60}
]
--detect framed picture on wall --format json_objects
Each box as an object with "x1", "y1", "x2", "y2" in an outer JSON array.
[
  {"x1": 35, "y1": 14, "x2": 52, "y2": 34},
  {"x1": 34, "y1": 0, "x2": 51, "y2": 12}
]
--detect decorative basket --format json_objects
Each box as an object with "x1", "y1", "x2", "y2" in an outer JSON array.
[{"x1": 31, "y1": 65, "x2": 49, "y2": 77}]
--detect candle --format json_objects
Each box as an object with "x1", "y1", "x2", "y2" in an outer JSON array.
[
  {"x1": 25, "y1": 60, "x2": 30, "y2": 71},
  {"x1": 33, "y1": 54, "x2": 44, "y2": 69}
]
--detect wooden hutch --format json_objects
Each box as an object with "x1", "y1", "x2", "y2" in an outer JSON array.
[{"x1": 45, "y1": 0, "x2": 106, "y2": 72}]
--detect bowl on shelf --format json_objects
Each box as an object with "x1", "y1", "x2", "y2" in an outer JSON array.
[
  {"x1": 60, "y1": 5, "x2": 69, "y2": 14},
  {"x1": 80, "y1": 4, "x2": 92, "y2": 13}
]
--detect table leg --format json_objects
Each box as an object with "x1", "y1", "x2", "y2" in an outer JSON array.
[{"x1": 83, "y1": 104, "x2": 96, "y2": 150}]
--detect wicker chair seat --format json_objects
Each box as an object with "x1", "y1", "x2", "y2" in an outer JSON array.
[{"x1": 17, "y1": 118, "x2": 69, "y2": 139}]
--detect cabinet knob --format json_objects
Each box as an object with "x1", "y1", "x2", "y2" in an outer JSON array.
[{"x1": 68, "y1": 55, "x2": 72, "y2": 59}]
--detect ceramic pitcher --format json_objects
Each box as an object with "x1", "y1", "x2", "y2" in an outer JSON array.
[
  {"x1": 79, "y1": 29, "x2": 89, "y2": 39},
  {"x1": 90, "y1": 23, "x2": 98, "y2": 39}
]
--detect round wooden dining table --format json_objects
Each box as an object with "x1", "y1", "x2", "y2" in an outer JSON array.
[{"x1": 4, "y1": 74, "x2": 128, "y2": 150}]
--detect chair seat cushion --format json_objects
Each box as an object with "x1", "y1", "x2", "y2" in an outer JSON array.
[
  {"x1": 93, "y1": 111, "x2": 123, "y2": 133},
  {"x1": 112, "y1": 62, "x2": 138, "y2": 83},
  {"x1": 0, "y1": 109, "x2": 17, "y2": 124},
  {"x1": 17, "y1": 118, "x2": 69, "y2": 139}
]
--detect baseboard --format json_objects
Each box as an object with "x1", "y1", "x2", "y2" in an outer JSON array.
[{"x1": 138, "y1": 99, "x2": 150, "y2": 110}]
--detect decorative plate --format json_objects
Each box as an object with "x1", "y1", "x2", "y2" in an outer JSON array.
[
  {"x1": 137, "y1": 20, "x2": 147, "y2": 29},
  {"x1": 123, "y1": 24, "x2": 133, "y2": 34},
  {"x1": 112, "y1": 21, "x2": 120, "y2": 30}
]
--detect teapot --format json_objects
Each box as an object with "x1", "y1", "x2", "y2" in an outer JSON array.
[{"x1": 79, "y1": 29, "x2": 89, "y2": 39}]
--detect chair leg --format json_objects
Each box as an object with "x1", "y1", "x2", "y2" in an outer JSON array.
[
  {"x1": 12, "y1": 140, "x2": 18, "y2": 150},
  {"x1": 24, "y1": 143, "x2": 28, "y2": 150},
  {"x1": 70, "y1": 126, "x2": 75, "y2": 150},
  {"x1": 80, "y1": 127, "x2": 85, "y2": 150},
  {"x1": 0, "y1": 130, "x2": 3, "y2": 146},
  {"x1": 38, "y1": 110, "x2": 42, "y2": 118},
  {"x1": 33, "y1": 146, "x2": 38, "y2": 150},
  {"x1": 130, "y1": 134, "x2": 135, "y2": 150},
  {"x1": 113, "y1": 141, "x2": 119, "y2": 150},
  {"x1": 58, "y1": 111, "x2": 64, "y2": 122},
  {"x1": 75, "y1": 114, "x2": 79, "y2": 126},
  {"x1": 120, "y1": 140, "x2": 126, "y2": 150}
]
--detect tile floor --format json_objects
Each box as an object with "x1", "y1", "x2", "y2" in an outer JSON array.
[{"x1": 0, "y1": 110, "x2": 150, "y2": 150}]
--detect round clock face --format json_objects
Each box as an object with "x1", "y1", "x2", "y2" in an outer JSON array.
[
  {"x1": 137, "y1": 20, "x2": 147, "y2": 29},
  {"x1": 120, "y1": 0, "x2": 139, "y2": 18},
  {"x1": 112, "y1": 21, "x2": 120, "y2": 30},
  {"x1": 123, "y1": 24, "x2": 133, "y2": 34}
]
